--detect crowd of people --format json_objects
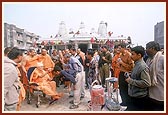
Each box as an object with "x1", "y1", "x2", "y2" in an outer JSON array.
[{"x1": 3, "y1": 41, "x2": 164, "y2": 111}]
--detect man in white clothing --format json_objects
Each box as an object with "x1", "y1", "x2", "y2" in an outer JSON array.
[
  {"x1": 146, "y1": 41, "x2": 164, "y2": 111},
  {"x1": 4, "y1": 47, "x2": 23, "y2": 111}
]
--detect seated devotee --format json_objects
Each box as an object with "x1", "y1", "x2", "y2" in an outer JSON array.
[{"x1": 29, "y1": 62, "x2": 63, "y2": 103}]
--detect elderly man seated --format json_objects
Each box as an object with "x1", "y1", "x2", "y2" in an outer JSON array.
[{"x1": 30, "y1": 62, "x2": 63, "y2": 103}]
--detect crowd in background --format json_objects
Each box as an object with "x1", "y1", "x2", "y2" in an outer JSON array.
[{"x1": 3, "y1": 41, "x2": 164, "y2": 111}]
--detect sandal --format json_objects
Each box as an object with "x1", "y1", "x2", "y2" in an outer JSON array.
[{"x1": 69, "y1": 104, "x2": 79, "y2": 109}]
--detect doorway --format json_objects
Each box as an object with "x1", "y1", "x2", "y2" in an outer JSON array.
[{"x1": 78, "y1": 44, "x2": 88, "y2": 53}]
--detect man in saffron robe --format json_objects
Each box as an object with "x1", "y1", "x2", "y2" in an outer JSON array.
[
  {"x1": 38, "y1": 48, "x2": 55, "y2": 77},
  {"x1": 30, "y1": 62, "x2": 62, "y2": 101},
  {"x1": 21, "y1": 49, "x2": 39, "y2": 74},
  {"x1": 111, "y1": 45, "x2": 121, "y2": 89}
]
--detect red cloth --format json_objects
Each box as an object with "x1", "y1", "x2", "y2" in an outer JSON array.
[{"x1": 91, "y1": 85, "x2": 105, "y2": 105}]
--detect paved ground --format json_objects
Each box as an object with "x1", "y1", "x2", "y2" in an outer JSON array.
[{"x1": 19, "y1": 84, "x2": 127, "y2": 112}]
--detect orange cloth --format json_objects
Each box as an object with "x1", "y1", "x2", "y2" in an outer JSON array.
[
  {"x1": 25, "y1": 55, "x2": 39, "y2": 71},
  {"x1": 19, "y1": 81, "x2": 26, "y2": 101},
  {"x1": 38, "y1": 54, "x2": 55, "y2": 69},
  {"x1": 120, "y1": 50, "x2": 134, "y2": 72},
  {"x1": 30, "y1": 68, "x2": 62, "y2": 99},
  {"x1": 16, "y1": 80, "x2": 26, "y2": 111},
  {"x1": 16, "y1": 66, "x2": 26, "y2": 111},
  {"x1": 111, "y1": 53, "x2": 121, "y2": 88},
  {"x1": 112, "y1": 53, "x2": 121, "y2": 78},
  {"x1": 38, "y1": 54, "x2": 55, "y2": 77}
]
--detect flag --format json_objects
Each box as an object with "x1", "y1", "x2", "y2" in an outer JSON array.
[{"x1": 90, "y1": 37, "x2": 94, "y2": 43}]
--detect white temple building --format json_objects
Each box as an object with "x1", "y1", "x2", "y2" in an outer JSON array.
[
  {"x1": 98, "y1": 21, "x2": 107, "y2": 37},
  {"x1": 38, "y1": 21, "x2": 131, "y2": 53},
  {"x1": 57, "y1": 21, "x2": 68, "y2": 37}
]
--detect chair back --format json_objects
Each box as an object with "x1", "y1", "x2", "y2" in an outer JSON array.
[{"x1": 27, "y1": 67, "x2": 36, "y2": 81}]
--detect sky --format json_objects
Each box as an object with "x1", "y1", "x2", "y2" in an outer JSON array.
[{"x1": 3, "y1": 2, "x2": 165, "y2": 47}]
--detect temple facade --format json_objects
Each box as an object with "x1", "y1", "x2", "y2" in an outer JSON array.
[{"x1": 38, "y1": 21, "x2": 131, "y2": 53}]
